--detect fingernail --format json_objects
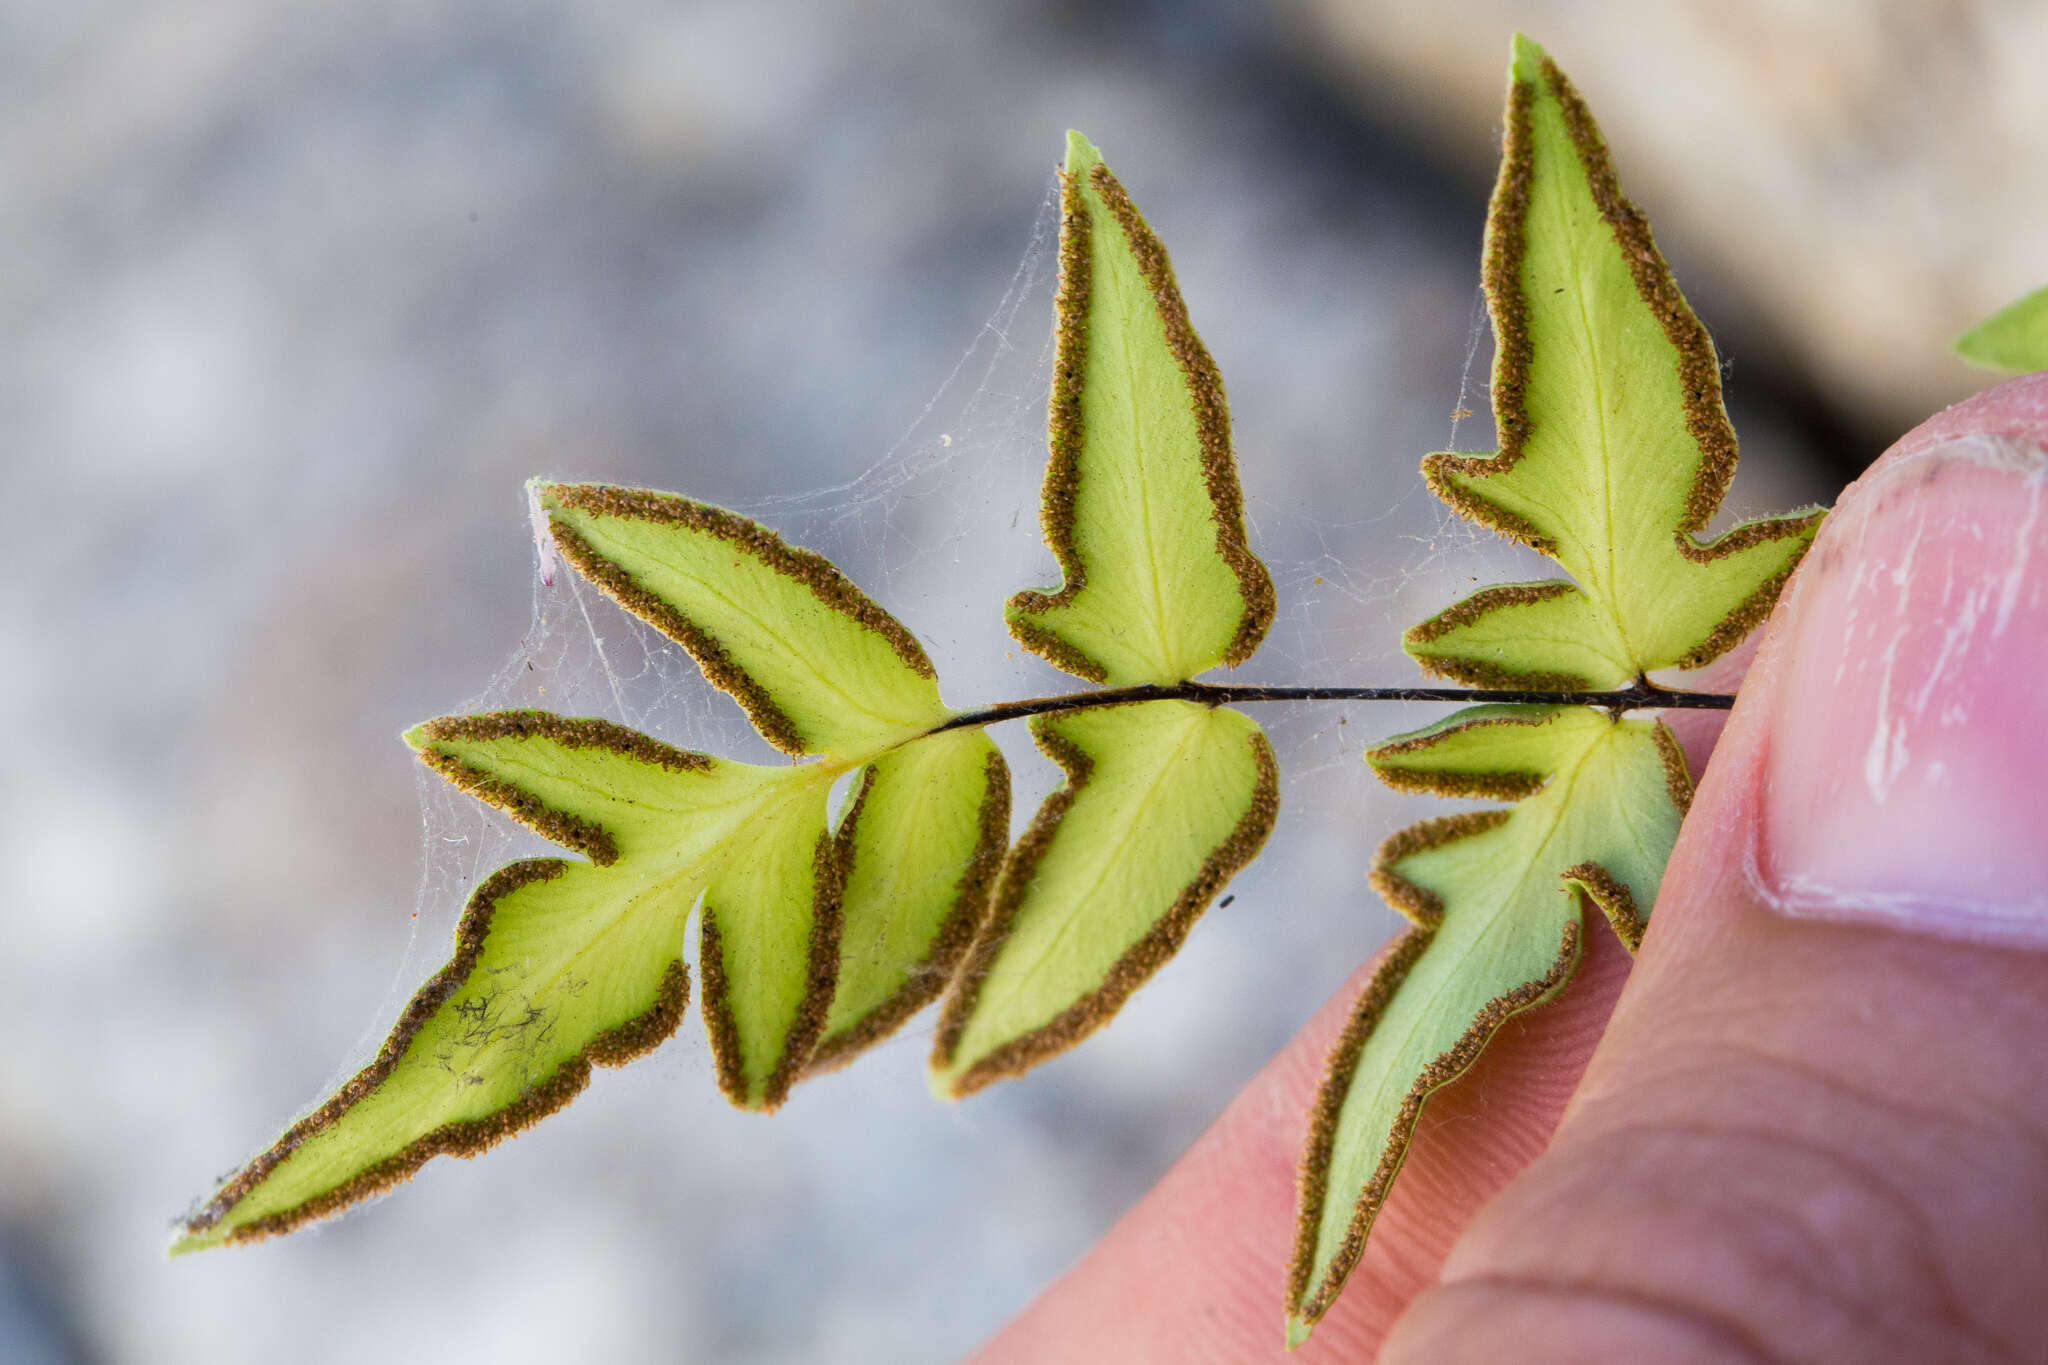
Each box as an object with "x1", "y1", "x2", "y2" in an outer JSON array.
[{"x1": 1760, "y1": 432, "x2": 2048, "y2": 946}]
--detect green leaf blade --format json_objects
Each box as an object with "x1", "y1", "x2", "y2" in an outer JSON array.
[
  {"x1": 1412, "y1": 35, "x2": 1821, "y2": 687},
  {"x1": 930, "y1": 699, "x2": 1277, "y2": 1095},
  {"x1": 1288, "y1": 706, "x2": 1691, "y2": 1341},
  {"x1": 1639, "y1": 513, "x2": 1825, "y2": 669},
  {"x1": 178, "y1": 711, "x2": 869, "y2": 1249},
  {"x1": 809, "y1": 727, "x2": 1011, "y2": 1073},
  {"x1": 175, "y1": 858, "x2": 692, "y2": 1253},
  {"x1": 1403, "y1": 581, "x2": 1629, "y2": 689},
  {"x1": 1007, "y1": 132, "x2": 1275, "y2": 686},
  {"x1": 1287, "y1": 909, "x2": 1579, "y2": 1348},
  {"x1": 1367, "y1": 701, "x2": 1573, "y2": 799},
  {"x1": 417, "y1": 706, "x2": 848, "y2": 1113},
  {"x1": 698, "y1": 774, "x2": 843, "y2": 1109},
  {"x1": 1955, "y1": 283, "x2": 2048, "y2": 374},
  {"x1": 539, "y1": 483, "x2": 948, "y2": 756},
  {"x1": 405, "y1": 711, "x2": 725, "y2": 865}
]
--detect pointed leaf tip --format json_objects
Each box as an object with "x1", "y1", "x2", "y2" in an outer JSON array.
[
  {"x1": 180, "y1": 855, "x2": 695, "y2": 1248},
  {"x1": 1063, "y1": 129, "x2": 1100, "y2": 174},
  {"x1": 1011, "y1": 133, "x2": 1276, "y2": 685},
  {"x1": 1509, "y1": 31, "x2": 1547, "y2": 81},
  {"x1": 535, "y1": 482, "x2": 948, "y2": 755},
  {"x1": 1411, "y1": 37, "x2": 1821, "y2": 687}
]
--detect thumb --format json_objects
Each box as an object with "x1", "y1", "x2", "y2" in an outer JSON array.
[{"x1": 1384, "y1": 373, "x2": 2048, "y2": 1363}]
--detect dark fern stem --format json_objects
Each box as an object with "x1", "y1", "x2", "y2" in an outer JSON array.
[{"x1": 935, "y1": 677, "x2": 1733, "y2": 734}]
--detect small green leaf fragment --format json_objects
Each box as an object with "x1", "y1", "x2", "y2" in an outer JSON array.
[
  {"x1": 930, "y1": 699, "x2": 1277, "y2": 1095},
  {"x1": 1955, "y1": 284, "x2": 2048, "y2": 374},
  {"x1": 539, "y1": 483, "x2": 948, "y2": 756},
  {"x1": 810, "y1": 727, "x2": 1011, "y2": 1073},
  {"x1": 1412, "y1": 34, "x2": 1821, "y2": 688},
  {"x1": 1007, "y1": 132, "x2": 1275, "y2": 686},
  {"x1": 1288, "y1": 706, "x2": 1690, "y2": 1341}
]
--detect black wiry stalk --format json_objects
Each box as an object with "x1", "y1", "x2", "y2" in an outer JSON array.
[{"x1": 934, "y1": 678, "x2": 1733, "y2": 734}]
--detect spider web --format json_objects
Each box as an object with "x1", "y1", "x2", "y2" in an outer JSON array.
[{"x1": 367, "y1": 181, "x2": 1530, "y2": 1104}]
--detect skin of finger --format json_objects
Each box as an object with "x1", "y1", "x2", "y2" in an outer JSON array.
[
  {"x1": 966, "y1": 929, "x2": 1635, "y2": 1364},
  {"x1": 1383, "y1": 379, "x2": 2048, "y2": 1363}
]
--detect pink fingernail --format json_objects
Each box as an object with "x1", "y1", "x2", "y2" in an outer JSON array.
[{"x1": 1759, "y1": 432, "x2": 2048, "y2": 947}]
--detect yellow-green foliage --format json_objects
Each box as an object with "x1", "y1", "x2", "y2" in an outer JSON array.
[
  {"x1": 183, "y1": 63, "x2": 1826, "y2": 1352},
  {"x1": 1005, "y1": 132, "x2": 1274, "y2": 686},
  {"x1": 1286, "y1": 36, "x2": 1821, "y2": 1345},
  {"x1": 1956, "y1": 283, "x2": 2048, "y2": 375},
  {"x1": 181, "y1": 131, "x2": 1281, "y2": 1253}
]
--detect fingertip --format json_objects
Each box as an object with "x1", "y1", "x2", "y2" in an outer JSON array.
[{"x1": 1389, "y1": 379, "x2": 2048, "y2": 1362}]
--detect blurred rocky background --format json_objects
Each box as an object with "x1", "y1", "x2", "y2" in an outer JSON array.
[
  {"x1": 1282, "y1": 0, "x2": 2048, "y2": 433},
  {"x1": 1, "y1": 2, "x2": 2030, "y2": 1362}
]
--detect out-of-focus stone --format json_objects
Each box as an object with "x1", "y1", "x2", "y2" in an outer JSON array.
[{"x1": 1279, "y1": 0, "x2": 2048, "y2": 432}]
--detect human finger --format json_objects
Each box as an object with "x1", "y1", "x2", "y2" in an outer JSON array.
[{"x1": 1383, "y1": 372, "x2": 2048, "y2": 1363}]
